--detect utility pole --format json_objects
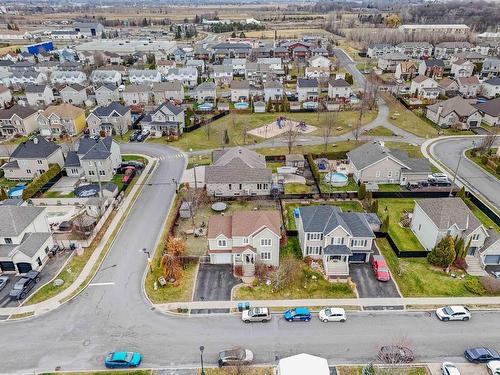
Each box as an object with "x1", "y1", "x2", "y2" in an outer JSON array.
[
  {"x1": 94, "y1": 161, "x2": 104, "y2": 198},
  {"x1": 449, "y1": 152, "x2": 462, "y2": 197},
  {"x1": 193, "y1": 164, "x2": 198, "y2": 190}
]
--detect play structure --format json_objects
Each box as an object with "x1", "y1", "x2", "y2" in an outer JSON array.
[{"x1": 247, "y1": 117, "x2": 317, "y2": 139}]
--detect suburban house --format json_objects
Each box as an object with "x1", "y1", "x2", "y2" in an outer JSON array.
[
  {"x1": 257, "y1": 57, "x2": 283, "y2": 70},
  {"x1": 394, "y1": 61, "x2": 418, "y2": 81},
  {"x1": 230, "y1": 80, "x2": 250, "y2": 102},
  {"x1": 367, "y1": 43, "x2": 395, "y2": 58},
  {"x1": 328, "y1": 78, "x2": 352, "y2": 100},
  {"x1": 347, "y1": 141, "x2": 431, "y2": 186},
  {"x1": 411, "y1": 198, "x2": 489, "y2": 257},
  {"x1": 157, "y1": 59, "x2": 177, "y2": 75},
  {"x1": 164, "y1": 67, "x2": 198, "y2": 87},
  {"x1": 122, "y1": 84, "x2": 150, "y2": 106},
  {"x1": 264, "y1": 80, "x2": 284, "y2": 101},
  {"x1": 0, "y1": 104, "x2": 38, "y2": 138},
  {"x1": 450, "y1": 59, "x2": 474, "y2": 78},
  {"x1": 481, "y1": 77, "x2": 500, "y2": 99},
  {"x1": 434, "y1": 41, "x2": 473, "y2": 59},
  {"x1": 212, "y1": 64, "x2": 233, "y2": 85},
  {"x1": 1, "y1": 136, "x2": 64, "y2": 180},
  {"x1": 224, "y1": 58, "x2": 246, "y2": 76},
  {"x1": 438, "y1": 78, "x2": 460, "y2": 97},
  {"x1": 128, "y1": 69, "x2": 161, "y2": 84},
  {"x1": 305, "y1": 67, "x2": 330, "y2": 80},
  {"x1": 25, "y1": 84, "x2": 54, "y2": 107},
  {"x1": 296, "y1": 205, "x2": 378, "y2": 277},
  {"x1": 141, "y1": 102, "x2": 185, "y2": 136},
  {"x1": 426, "y1": 96, "x2": 483, "y2": 129},
  {"x1": 90, "y1": 70, "x2": 122, "y2": 86},
  {"x1": 86, "y1": 102, "x2": 131, "y2": 136},
  {"x1": 418, "y1": 59, "x2": 445, "y2": 79},
  {"x1": 481, "y1": 57, "x2": 500, "y2": 78},
  {"x1": 195, "y1": 81, "x2": 216, "y2": 103},
  {"x1": 0, "y1": 85, "x2": 12, "y2": 108},
  {"x1": 59, "y1": 84, "x2": 88, "y2": 106},
  {"x1": 308, "y1": 55, "x2": 332, "y2": 68},
  {"x1": 479, "y1": 233, "x2": 500, "y2": 270},
  {"x1": 297, "y1": 78, "x2": 319, "y2": 102},
  {"x1": 50, "y1": 70, "x2": 87, "y2": 85},
  {"x1": 207, "y1": 210, "x2": 282, "y2": 275},
  {"x1": 0, "y1": 206, "x2": 55, "y2": 274},
  {"x1": 94, "y1": 84, "x2": 120, "y2": 106},
  {"x1": 475, "y1": 97, "x2": 500, "y2": 127},
  {"x1": 64, "y1": 136, "x2": 121, "y2": 182},
  {"x1": 377, "y1": 53, "x2": 409, "y2": 72},
  {"x1": 410, "y1": 76, "x2": 439, "y2": 100},
  {"x1": 457, "y1": 76, "x2": 482, "y2": 98},
  {"x1": 152, "y1": 81, "x2": 184, "y2": 104},
  {"x1": 205, "y1": 147, "x2": 273, "y2": 197},
  {"x1": 10, "y1": 70, "x2": 47, "y2": 89},
  {"x1": 37, "y1": 103, "x2": 86, "y2": 136},
  {"x1": 395, "y1": 42, "x2": 433, "y2": 58}
]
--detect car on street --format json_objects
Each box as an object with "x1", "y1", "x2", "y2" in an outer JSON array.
[
  {"x1": 0, "y1": 276, "x2": 9, "y2": 291},
  {"x1": 436, "y1": 306, "x2": 471, "y2": 321},
  {"x1": 241, "y1": 307, "x2": 271, "y2": 323},
  {"x1": 487, "y1": 361, "x2": 500, "y2": 375},
  {"x1": 283, "y1": 307, "x2": 311, "y2": 322},
  {"x1": 441, "y1": 361, "x2": 461, "y2": 375},
  {"x1": 318, "y1": 307, "x2": 346, "y2": 322},
  {"x1": 104, "y1": 351, "x2": 141, "y2": 368},
  {"x1": 218, "y1": 348, "x2": 254, "y2": 367},
  {"x1": 464, "y1": 347, "x2": 500, "y2": 363},
  {"x1": 371, "y1": 255, "x2": 391, "y2": 281},
  {"x1": 378, "y1": 345, "x2": 414, "y2": 363},
  {"x1": 8, "y1": 270, "x2": 40, "y2": 300}
]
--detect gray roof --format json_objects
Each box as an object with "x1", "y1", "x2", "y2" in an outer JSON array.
[
  {"x1": 324, "y1": 244, "x2": 352, "y2": 255},
  {"x1": 230, "y1": 80, "x2": 250, "y2": 89},
  {"x1": 0, "y1": 104, "x2": 37, "y2": 120},
  {"x1": 427, "y1": 96, "x2": 478, "y2": 118},
  {"x1": 299, "y1": 205, "x2": 374, "y2": 237},
  {"x1": 197, "y1": 81, "x2": 216, "y2": 91},
  {"x1": 423, "y1": 59, "x2": 445, "y2": 68},
  {"x1": 64, "y1": 151, "x2": 81, "y2": 168},
  {"x1": 390, "y1": 149, "x2": 431, "y2": 173},
  {"x1": 25, "y1": 84, "x2": 49, "y2": 93},
  {"x1": 15, "y1": 232, "x2": 52, "y2": 257},
  {"x1": 213, "y1": 147, "x2": 266, "y2": 168},
  {"x1": 416, "y1": 198, "x2": 483, "y2": 236},
  {"x1": 78, "y1": 136, "x2": 113, "y2": 160},
  {"x1": 264, "y1": 80, "x2": 283, "y2": 89},
  {"x1": 475, "y1": 97, "x2": 500, "y2": 117},
  {"x1": 297, "y1": 78, "x2": 318, "y2": 88},
  {"x1": 11, "y1": 136, "x2": 60, "y2": 159},
  {"x1": 155, "y1": 102, "x2": 184, "y2": 116},
  {"x1": 0, "y1": 206, "x2": 45, "y2": 237},
  {"x1": 329, "y1": 78, "x2": 350, "y2": 87},
  {"x1": 152, "y1": 81, "x2": 183, "y2": 92},
  {"x1": 92, "y1": 102, "x2": 129, "y2": 117}
]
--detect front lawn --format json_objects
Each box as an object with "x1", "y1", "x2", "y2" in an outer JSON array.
[
  {"x1": 364, "y1": 126, "x2": 395, "y2": 137},
  {"x1": 465, "y1": 149, "x2": 499, "y2": 180},
  {"x1": 284, "y1": 183, "x2": 311, "y2": 195},
  {"x1": 337, "y1": 366, "x2": 429, "y2": 375},
  {"x1": 377, "y1": 238, "x2": 486, "y2": 297},
  {"x1": 377, "y1": 198, "x2": 424, "y2": 251},
  {"x1": 384, "y1": 141, "x2": 423, "y2": 158}
]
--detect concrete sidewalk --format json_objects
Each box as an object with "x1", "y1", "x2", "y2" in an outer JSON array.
[{"x1": 0, "y1": 156, "x2": 157, "y2": 318}]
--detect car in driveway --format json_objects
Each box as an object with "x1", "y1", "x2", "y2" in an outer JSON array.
[
  {"x1": 241, "y1": 307, "x2": 271, "y2": 323},
  {"x1": 283, "y1": 308, "x2": 311, "y2": 322},
  {"x1": 218, "y1": 348, "x2": 254, "y2": 367},
  {"x1": 104, "y1": 351, "x2": 141, "y2": 368},
  {"x1": 8, "y1": 270, "x2": 40, "y2": 300},
  {"x1": 436, "y1": 306, "x2": 471, "y2": 321},
  {"x1": 318, "y1": 307, "x2": 346, "y2": 322},
  {"x1": 464, "y1": 347, "x2": 500, "y2": 363},
  {"x1": 441, "y1": 362, "x2": 461, "y2": 375},
  {"x1": 487, "y1": 361, "x2": 500, "y2": 375},
  {"x1": 428, "y1": 172, "x2": 449, "y2": 183},
  {"x1": 371, "y1": 255, "x2": 391, "y2": 281},
  {"x1": 0, "y1": 276, "x2": 9, "y2": 291}
]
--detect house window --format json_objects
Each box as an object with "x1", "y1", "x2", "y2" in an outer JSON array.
[
  {"x1": 243, "y1": 238, "x2": 249, "y2": 245},
  {"x1": 228, "y1": 184, "x2": 232, "y2": 190},
  {"x1": 306, "y1": 246, "x2": 322, "y2": 255},
  {"x1": 37, "y1": 160, "x2": 43, "y2": 165},
  {"x1": 332, "y1": 237, "x2": 344, "y2": 245},
  {"x1": 88, "y1": 170, "x2": 95, "y2": 176},
  {"x1": 261, "y1": 238, "x2": 272, "y2": 247},
  {"x1": 26, "y1": 169, "x2": 32, "y2": 174},
  {"x1": 261, "y1": 252, "x2": 271, "y2": 260},
  {"x1": 4, "y1": 238, "x2": 12, "y2": 244},
  {"x1": 99, "y1": 170, "x2": 105, "y2": 176},
  {"x1": 218, "y1": 239, "x2": 227, "y2": 247},
  {"x1": 351, "y1": 239, "x2": 367, "y2": 247},
  {"x1": 387, "y1": 171, "x2": 393, "y2": 178},
  {"x1": 472, "y1": 233, "x2": 480, "y2": 241},
  {"x1": 307, "y1": 233, "x2": 323, "y2": 241}
]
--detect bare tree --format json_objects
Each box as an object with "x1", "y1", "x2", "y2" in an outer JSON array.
[
  {"x1": 115, "y1": 121, "x2": 129, "y2": 141},
  {"x1": 377, "y1": 336, "x2": 415, "y2": 365},
  {"x1": 270, "y1": 256, "x2": 302, "y2": 291},
  {"x1": 284, "y1": 119, "x2": 299, "y2": 154},
  {"x1": 321, "y1": 111, "x2": 336, "y2": 152},
  {"x1": 477, "y1": 133, "x2": 498, "y2": 155}
]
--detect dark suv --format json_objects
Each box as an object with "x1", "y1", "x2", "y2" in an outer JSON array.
[{"x1": 9, "y1": 270, "x2": 40, "y2": 300}]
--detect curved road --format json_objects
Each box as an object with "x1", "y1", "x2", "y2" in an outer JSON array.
[
  {"x1": 431, "y1": 137, "x2": 500, "y2": 210},
  {"x1": 0, "y1": 143, "x2": 499, "y2": 373}
]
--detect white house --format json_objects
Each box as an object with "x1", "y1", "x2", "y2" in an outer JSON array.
[
  {"x1": 307, "y1": 55, "x2": 332, "y2": 69},
  {"x1": 25, "y1": 84, "x2": 54, "y2": 108},
  {"x1": 212, "y1": 64, "x2": 233, "y2": 85},
  {"x1": 481, "y1": 77, "x2": 500, "y2": 99},
  {"x1": 328, "y1": 78, "x2": 352, "y2": 100},
  {"x1": 263, "y1": 80, "x2": 283, "y2": 101},
  {"x1": 0, "y1": 85, "x2": 12, "y2": 108},
  {"x1": 86, "y1": 102, "x2": 131, "y2": 136},
  {"x1": 152, "y1": 81, "x2": 184, "y2": 104},
  {"x1": 426, "y1": 96, "x2": 483, "y2": 129},
  {"x1": 0, "y1": 104, "x2": 39, "y2": 138},
  {"x1": 122, "y1": 84, "x2": 150, "y2": 106},
  {"x1": 59, "y1": 84, "x2": 88, "y2": 106},
  {"x1": 475, "y1": 97, "x2": 500, "y2": 127},
  {"x1": 50, "y1": 70, "x2": 87, "y2": 86},
  {"x1": 297, "y1": 78, "x2": 318, "y2": 102},
  {"x1": 457, "y1": 76, "x2": 481, "y2": 98},
  {"x1": 128, "y1": 69, "x2": 161, "y2": 84},
  {"x1": 410, "y1": 76, "x2": 439, "y2": 100},
  {"x1": 230, "y1": 79, "x2": 250, "y2": 102},
  {"x1": 90, "y1": 70, "x2": 122, "y2": 86},
  {"x1": 450, "y1": 59, "x2": 474, "y2": 79},
  {"x1": 141, "y1": 102, "x2": 185, "y2": 136},
  {"x1": 164, "y1": 67, "x2": 198, "y2": 87},
  {"x1": 94, "y1": 84, "x2": 120, "y2": 106},
  {"x1": 367, "y1": 44, "x2": 394, "y2": 58}
]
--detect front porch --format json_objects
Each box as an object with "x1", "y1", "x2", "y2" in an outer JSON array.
[
  {"x1": 323, "y1": 245, "x2": 353, "y2": 277},
  {"x1": 233, "y1": 248, "x2": 257, "y2": 277}
]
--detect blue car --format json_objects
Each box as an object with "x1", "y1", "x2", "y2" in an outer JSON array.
[
  {"x1": 283, "y1": 308, "x2": 311, "y2": 322},
  {"x1": 104, "y1": 351, "x2": 142, "y2": 368},
  {"x1": 464, "y1": 347, "x2": 500, "y2": 363}
]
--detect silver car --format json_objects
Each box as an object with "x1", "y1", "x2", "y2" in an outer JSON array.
[
  {"x1": 0, "y1": 276, "x2": 9, "y2": 291},
  {"x1": 241, "y1": 307, "x2": 271, "y2": 323},
  {"x1": 218, "y1": 348, "x2": 254, "y2": 367}
]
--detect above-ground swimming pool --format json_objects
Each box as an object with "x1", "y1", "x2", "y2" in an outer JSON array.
[
  {"x1": 234, "y1": 102, "x2": 249, "y2": 109},
  {"x1": 197, "y1": 103, "x2": 214, "y2": 111},
  {"x1": 324, "y1": 172, "x2": 348, "y2": 187}
]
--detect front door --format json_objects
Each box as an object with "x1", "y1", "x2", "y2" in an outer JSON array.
[
  {"x1": 243, "y1": 253, "x2": 255, "y2": 264},
  {"x1": 467, "y1": 247, "x2": 477, "y2": 256}
]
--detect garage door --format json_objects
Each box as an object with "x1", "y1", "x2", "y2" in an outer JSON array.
[
  {"x1": 210, "y1": 253, "x2": 233, "y2": 264},
  {"x1": 349, "y1": 253, "x2": 368, "y2": 263},
  {"x1": 0, "y1": 261, "x2": 15, "y2": 272},
  {"x1": 16, "y1": 262, "x2": 32, "y2": 274},
  {"x1": 484, "y1": 255, "x2": 500, "y2": 265}
]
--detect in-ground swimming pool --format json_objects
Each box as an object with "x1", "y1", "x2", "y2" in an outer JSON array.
[
  {"x1": 234, "y1": 102, "x2": 249, "y2": 109},
  {"x1": 324, "y1": 172, "x2": 348, "y2": 187}
]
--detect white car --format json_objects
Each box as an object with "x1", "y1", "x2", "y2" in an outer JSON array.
[
  {"x1": 241, "y1": 307, "x2": 271, "y2": 323},
  {"x1": 318, "y1": 307, "x2": 346, "y2": 322},
  {"x1": 428, "y1": 172, "x2": 449, "y2": 183},
  {"x1": 488, "y1": 361, "x2": 500, "y2": 375},
  {"x1": 436, "y1": 306, "x2": 471, "y2": 321},
  {"x1": 441, "y1": 362, "x2": 461, "y2": 375}
]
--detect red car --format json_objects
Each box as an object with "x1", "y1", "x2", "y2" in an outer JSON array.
[{"x1": 371, "y1": 255, "x2": 391, "y2": 281}]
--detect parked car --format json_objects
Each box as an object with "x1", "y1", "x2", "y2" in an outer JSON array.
[
  {"x1": 8, "y1": 270, "x2": 40, "y2": 300},
  {"x1": 283, "y1": 308, "x2": 311, "y2": 322},
  {"x1": 0, "y1": 276, "x2": 9, "y2": 291},
  {"x1": 378, "y1": 345, "x2": 414, "y2": 363},
  {"x1": 104, "y1": 351, "x2": 142, "y2": 368},
  {"x1": 428, "y1": 173, "x2": 449, "y2": 183},
  {"x1": 435, "y1": 306, "x2": 471, "y2": 321},
  {"x1": 136, "y1": 134, "x2": 146, "y2": 142},
  {"x1": 318, "y1": 307, "x2": 346, "y2": 322},
  {"x1": 371, "y1": 255, "x2": 391, "y2": 282},
  {"x1": 487, "y1": 360, "x2": 500, "y2": 375},
  {"x1": 441, "y1": 362, "x2": 461, "y2": 375},
  {"x1": 122, "y1": 161, "x2": 145, "y2": 170},
  {"x1": 241, "y1": 307, "x2": 271, "y2": 323},
  {"x1": 141, "y1": 129, "x2": 150, "y2": 137},
  {"x1": 464, "y1": 347, "x2": 500, "y2": 363},
  {"x1": 218, "y1": 348, "x2": 254, "y2": 367},
  {"x1": 129, "y1": 133, "x2": 138, "y2": 142},
  {"x1": 122, "y1": 174, "x2": 132, "y2": 184}
]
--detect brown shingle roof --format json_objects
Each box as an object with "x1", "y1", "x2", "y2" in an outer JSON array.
[
  {"x1": 42, "y1": 103, "x2": 84, "y2": 119},
  {"x1": 208, "y1": 211, "x2": 281, "y2": 239}
]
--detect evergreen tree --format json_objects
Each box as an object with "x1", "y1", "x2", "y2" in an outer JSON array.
[
  {"x1": 370, "y1": 199, "x2": 379, "y2": 214},
  {"x1": 281, "y1": 95, "x2": 290, "y2": 112},
  {"x1": 428, "y1": 235, "x2": 456, "y2": 268},
  {"x1": 266, "y1": 97, "x2": 273, "y2": 112},
  {"x1": 344, "y1": 73, "x2": 353, "y2": 85},
  {"x1": 0, "y1": 188, "x2": 7, "y2": 201},
  {"x1": 239, "y1": 31, "x2": 246, "y2": 38},
  {"x1": 358, "y1": 183, "x2": 366, "y2": 200},
  {"x1": 380, "y1": 215, "x2": 389, "y2": 233}
]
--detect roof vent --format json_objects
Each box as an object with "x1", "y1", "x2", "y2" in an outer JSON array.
[{"x1": 33, "y1": 137, "x2": 38, "y2": 144}]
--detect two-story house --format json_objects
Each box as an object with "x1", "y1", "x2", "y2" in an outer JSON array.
[
  {"x1": 0, "y1": 104, "x2": 38, "y2": 138},
  {"x1": 367, "y1": 43, "x2": 394, "y2": 58},
  {"x1": 450, "y1": 59, "x2": 475, "y2": 79},
  {"x1": 37, "y1": 103, "x2": 86, "y2": 136},
  {"x1": 128, "y1": 69, "x2": 161, "y2": 84},
  {"x1": 264, "y1": 80, "x2": 284, "y2": 101},
  {"x1": 141, "y1": 102, "x2": 185, "y2": 136},
  {"x1": 377, "y1": 53, "x2": 409, "y2": 72},
  {"x1": 90, "y1": 70, "x2": 122, "y2": 86},
  {"x1": 212, "y1": 64, "x2": 233, "y2": 85},
  {"x1": 164, "y1": 67, "x2": 198, "y2": 87},
  {"x1": 481, "y1": 77, "x2": 500, "y2": 99},
  {"x1": 25, "y1": 84, "x2": 54, "y2": 108},
  {"x1": 59, "y1": 84, "x2": 88, "y2": 106},
  {"x1": 50, "y1": 70, "x2": 87, "y2": 86},
  {"x1": 297, "y1": 205, "x2": 378, "y2": 277},
  {"x1": 207, "y1": 210, "x2": 281, "y2": 275},
  {"x1": 122, "y1": 84, "x2": 150, "y2": 106},
  {"x1": 410, "y1": 76, "x2": 440, "y2": 100},
  {"x1": 195, "y1": 81, "x2": 216, "y2": 103},
  {"x1": 0, "y1": 85, "x2": 12, "y2": 108},
  {"x1": 297, "y1": 78, "x2": 319, "y2": 102},
  {"x1": 457, "y1": 76, "x2": 482, "y2": 98},
  {"x1": 94, "y1": 84, "x2": 120, "y2": 106},
  {"x1": 1, "y1": 136, "x2": 64, "y2": 180},
  {"x1": 230, "y1": 80, "x2": 250, "y2": 102},
  {"x1": 152, "y1": 81, "x2": 184, "y2": 104},
  {"x1": 418, "y1": 59, "x2": 445, "y2": 79},
  {"x1": 328, "y1": 78, "x2": 352, "y2": 101},
  {"x1": 86, "y1": 102, "x2": 131, "y2": 136}
]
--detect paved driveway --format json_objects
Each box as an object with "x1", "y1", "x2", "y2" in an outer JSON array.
[{"x1": 191, "y1": 264, "x2": 240, "y2": 314}]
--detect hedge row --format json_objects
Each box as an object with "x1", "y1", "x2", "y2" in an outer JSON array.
[
  {"x1": 22, "y1": 164, "x2": 61, "y2": 200},
  {"x1": 310, "y1": 150, "x2": 349, "y2": 160}
]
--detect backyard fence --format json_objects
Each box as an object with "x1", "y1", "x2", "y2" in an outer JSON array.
[
  {"x1": 467, "y1": 191, "x2": 500, "y2": 227},
  {"x1": 375, "y1": 232, "x2": 428, "y2": 258},
  {"x1": 184, "y1": 110, "x2": 230, "y2": 133}
]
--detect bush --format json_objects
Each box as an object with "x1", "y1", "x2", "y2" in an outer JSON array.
[
  {"x1": 22, "y1": 164, "x2": 61, "y2": 200},
  {"x1": 480, "y1": 276, "x2": 500, "y2": 294},
  {"x1": 453, "y1": 257, "x2": 468, "y2": 271},
  {"x1": 463, "y1": 278, "x2": 486, "y2": 295},
  {"x1": 427, "y1": 235, "x2": 455, "y2": 268},
  {"x1": 496, "y1": 164, "x2": 500, "y2": 174},
  {"x1": 358, "y1": 183, "x2": 367, "y2": 200},
  {"x1": 481, "y1": 155, "x2": 488, "y2": 165}
]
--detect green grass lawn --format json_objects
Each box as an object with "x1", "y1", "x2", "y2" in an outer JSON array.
[
  {"x1": 364, "y1": 126, "x2": 395, "y2": 137},
  {"x1": 377, "y1": 198, "x2": 424, "y2": 251},
  {"x1": 256, "y1": 140, "x2": 364, "y2": 157},
  {"x1": 384, "y1": 141, "x2": 424, "y2": 158},
  {"x1": 283, "y1": 200, "x2": 363, "y2": 230},
  {"x1": 320, "y1": 175, "x2": 359, "y2": 193},
  {"x1": 464, "y1": 198, "x2": 500, "y2": 232},
  {"x1": 42, "y1": 191, "x2": 76, "y2": 198},
  {"x1": 113, "y1": 130, "x2": 133, "y2": 143},
  {"x1": 465, "y1": 149, "x2": 499, "y2": 180},
  {"x1": 284, "y1": 183, "x2": 311, "y2": 194},
  {"x1": 378, "y1": 184, "x2": 402, "y2": 192},
  {"x1": 148, "y1": 111, "x2": 376, "y2": 152},
  {"x1": 0, "y1": 177, "x2": 22, "y2": 189},
  {"x1": 187, "y1": 154, "x2": 212, "y2": 169},
  {"x1": 122, "y1": 154, "x2": 149, "y2": 164},
  {"x1": 377, "y1": 238, "x2": 487, "y2": 297},
  {"x1": 267, "y1": 161, "x2": 285, "y2": 173}
]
